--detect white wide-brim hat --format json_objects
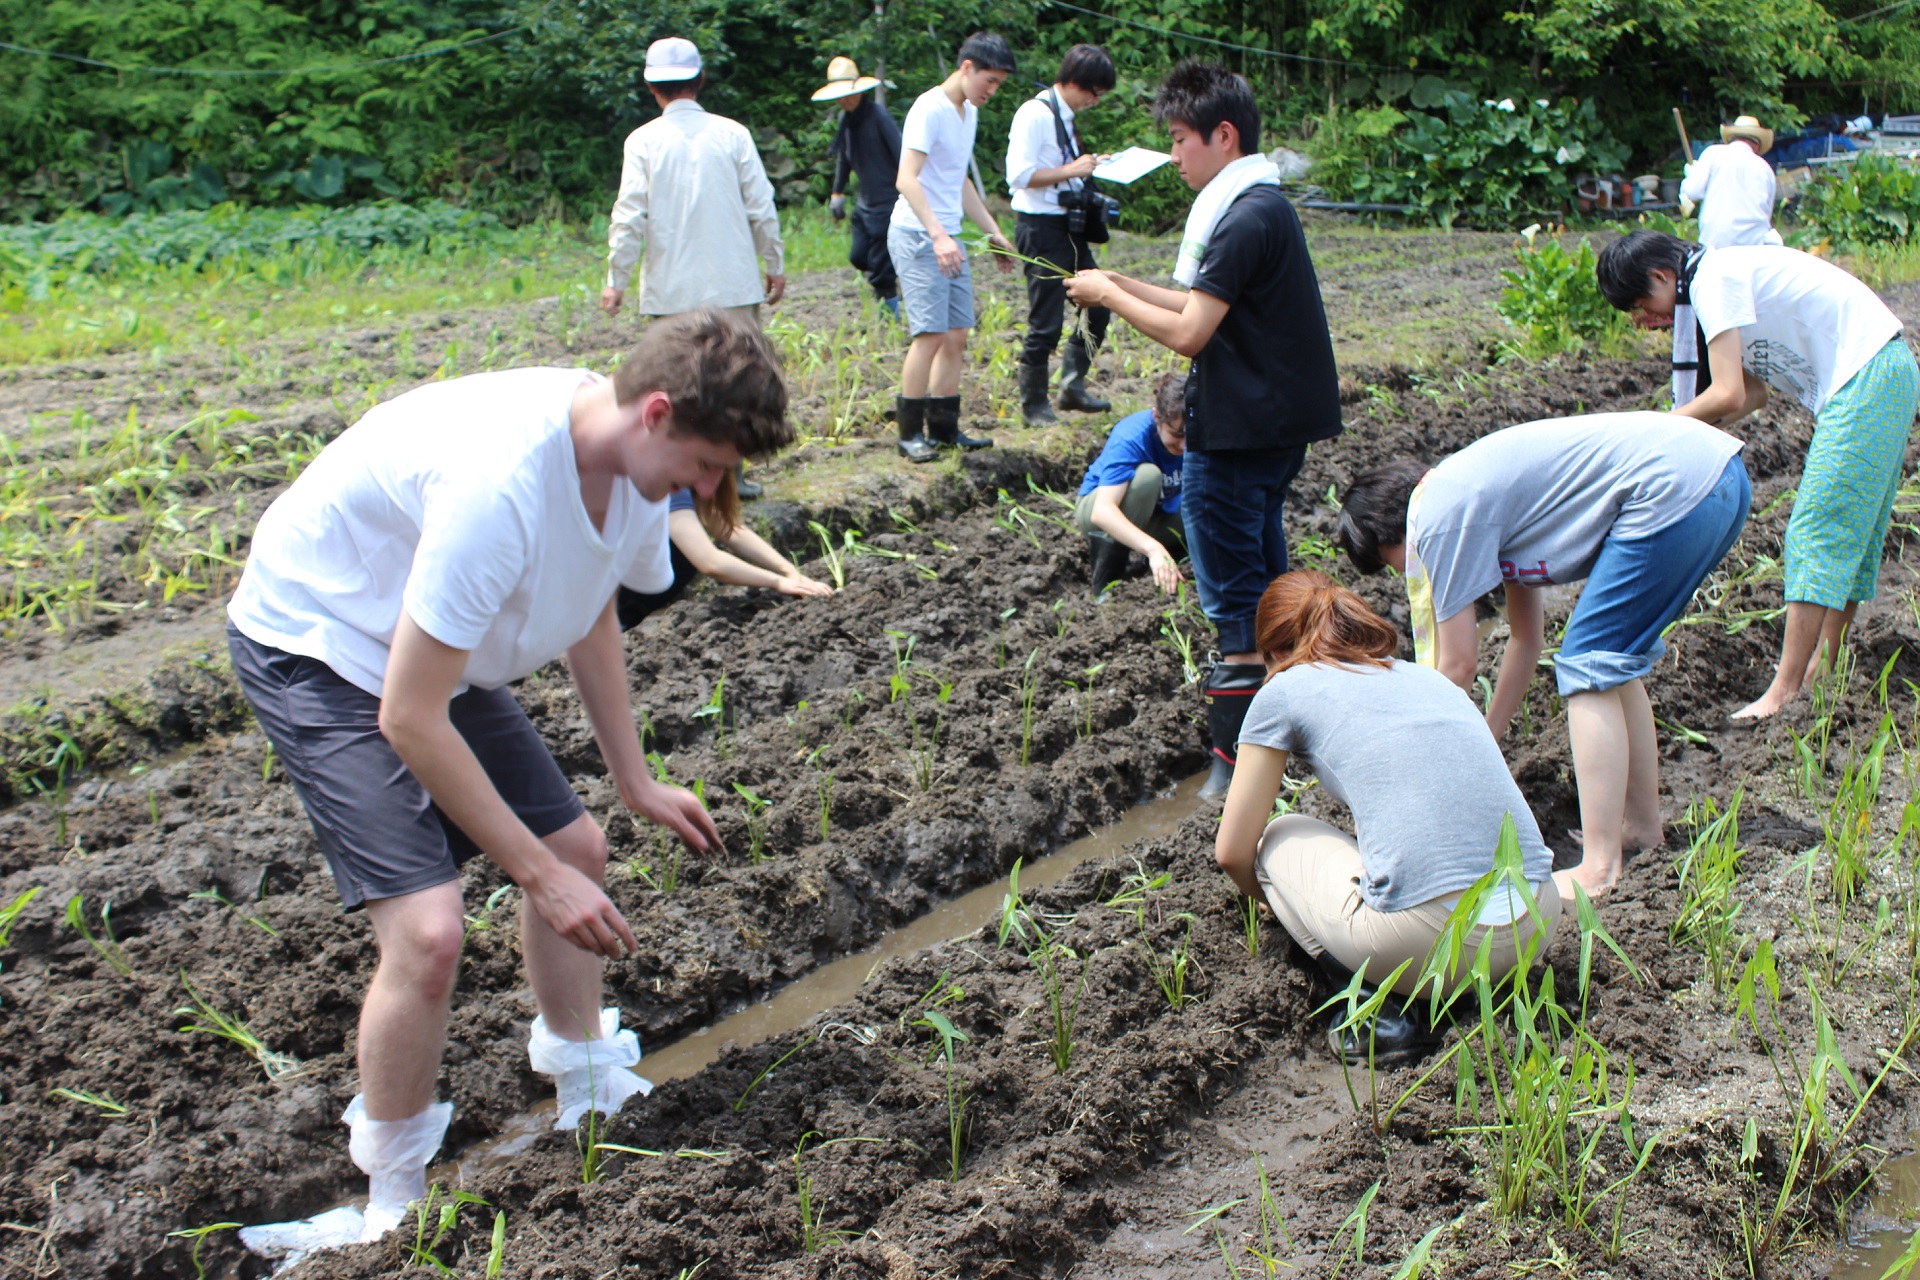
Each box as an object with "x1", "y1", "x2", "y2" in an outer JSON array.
[
  {"x1": 1721, "y1": 115, "x2": 1774, "y2": 155},
  {"x1": 645, "y1": 36, "x2": 702, "y2": 83},
  {"x1": 812, "y1": 55, "x2": 881, "y2": 102}
]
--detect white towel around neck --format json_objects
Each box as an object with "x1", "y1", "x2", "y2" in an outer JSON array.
[{"x1": 1173, "y1": 154, "x2": 1282, "y2": 288}]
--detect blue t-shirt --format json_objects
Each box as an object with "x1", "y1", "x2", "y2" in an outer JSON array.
[
  {"x1": 668, "y1": 489, "x2": 694, "y2": 514},
  {"x1": 1075, "y1": 409, "x2": 1183, "y2": 515}
]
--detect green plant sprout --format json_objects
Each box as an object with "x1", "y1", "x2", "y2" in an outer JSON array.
[
  {"x1": 1104, "y1": 858, "x2": 1172, "y2": 931},
  {"x1": 916, "y1": 1011, "x2": 972, "y2": 1182},
  {"x1": 786, "y1": 698, "x2": 810, "y2": 749},
  {"x1": 840, "y1": 687, "x2": 863, "y2": 734},
  {"x1": 1160, "y1": 613, "x2": 1202, "y2": 684},
  {"x1": 734, "y1": 1033, "x2": 817, "y2": 1112},
  {"x1": 998, "y1": 860, "x2": 1091, "y2": 1073},
  {"x1": 166, "y1": 1221, "x2": 241, "y2": 1280},
  {"x1": 693, "y1": 673, "x2": 731, "y2": 761},
  {"x1": 886, "y1": 629, "x2": 917, "y2": 691},
  {"x1": 1015, "y1": 648, "x2": 1041, "y2": 766},
  {"x1": 992, "y1": 489, "x2": 1045, "y2": 549},
  {"x1": 65, "y1": 893, "x2": 133, "y2": 976},
  {"x1": 793, "y1": 1131, "x2": 891, "y2": 1250},
  {"x1": 408, "y1": 1186, "x2": 490, "y2": 1275},
  {"x1": 899, "y1": 673, "x2": 953, "y2": 793},
  {"x1": 732, "y1": 783, "x2": 773, "y2": 865},
  {"x1": 260, "y1": 741, "x2": 276, "y2": 782},
  {"x1": 897, "y1": 968, "x2": 967, "y2": 1028},
  {"x1": 807, "y1": 520, "x2": 848, "y2": 589},
  {"x1": 1240, "y1": 895, "x2": 1262, "y2": 958},
  {"x1": 29, "y1": 729, "x2": 85, "y2": 846},
  {"x1": 175, "y1": 971, "x2": 303, "y2": 1081},
  {"x1": 1389, "y1": 1222, "x2": 1450, "y2": 1279},
  {"x1": 486, "y1": 1210, "x2": 507, "y2": 1278},
  {"x1": 1327, "y1": 1180, "x2": 1381, "y2": 1280},
  {"x1": 49, "y1": 1086, "x2": 128, "y2": 1115},
  {"x1": 1066, "y1": 663, "x2": 1105, "y2": 740},
  {"x1": 1050, "y1": 596, "x2": 1075, "y2": 639},
  {"x1": 1138, "y1": 913, "x2": 1199, "y2": 1011},
  {"x1": 0, "y1": 886, "x2": 41, "y2": 946},
  {"x1": 1669, "y1": 790, "x2": 1745, "y2": 997},
  {"x1": 190, "y1": 887, "x2": 279, "y2": 937},
  {"x1": 461, "y1": 883, "x2": 516, "y2": 948}
]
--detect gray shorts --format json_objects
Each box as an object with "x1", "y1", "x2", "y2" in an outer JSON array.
[
  {"x1": 888, "y1": 223, "x2": 975, "y2": 336},
  {"x1": 228, "y1": 623, "x2": 585, "y2": 909}
]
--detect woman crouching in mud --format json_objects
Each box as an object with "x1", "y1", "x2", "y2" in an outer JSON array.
[{"x1": 1214, "y1": 571, "x2": 1562, "y2": 1063}]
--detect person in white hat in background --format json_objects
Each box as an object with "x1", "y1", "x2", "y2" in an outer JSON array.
[
  {"x1": 1678, "y1": 115, "x2": 1782, "y2": 249},
  {"x1": 817, "y1": 56, "x2": 903, "y2": 319}
]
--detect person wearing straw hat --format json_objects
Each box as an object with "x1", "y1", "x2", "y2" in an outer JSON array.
[
  {"x1": 1678, "y1": 115, "x2": 1781, "y2": 249},
  {"x1": 816, "y1": 57, "x2": 903, "y2": 318},
  {"x1": 601, "y1": 37, "x2": 787, "y2": 323}
]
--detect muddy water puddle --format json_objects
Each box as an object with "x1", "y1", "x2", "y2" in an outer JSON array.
[
  {"x1": 1829, "y1": 1136, "x2": 1920, "y2": 1278},
  {"x1": 435, "y1": 770, "x2": 1211, "y2": 1182}
]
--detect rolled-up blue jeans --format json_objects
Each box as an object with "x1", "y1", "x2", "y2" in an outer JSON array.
[
  {"x1": 1554, "y1": 453, "x2": 1752, "y2": 695},
  {"x1": 1182, "y1": 445, "x2": 1308, "y2": 655}
]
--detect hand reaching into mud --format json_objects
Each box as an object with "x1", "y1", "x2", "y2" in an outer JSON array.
[
  {"x1": 527, "y1": 860, "x2": 638, "y2": 958},
  {"x1": 628, "y1": 776, "x2": 722, "y2": 857},
  {"x1": 774, "y1": 574, "x2": 834, "y2": 598}
]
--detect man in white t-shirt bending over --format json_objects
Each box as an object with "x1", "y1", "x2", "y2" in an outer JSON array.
[
  {"x1": 1678, "y1": 115, "x2": 1781, "y2": 249},
  {"x1": 226, "y1": 310, "x2": 791, "y2": 1253},
  {"x1": 1598, "y1": 230, "x2": 1919, "y2": 720}
]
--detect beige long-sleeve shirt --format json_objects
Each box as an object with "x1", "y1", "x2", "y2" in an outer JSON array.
[{"x1": 605, "y1": 99, "x2": 785, "y2": 313}]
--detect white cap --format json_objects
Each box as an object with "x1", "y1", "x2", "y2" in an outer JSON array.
[{"x1": 644, "y1": 37, "x2": 702, "y2": 83}]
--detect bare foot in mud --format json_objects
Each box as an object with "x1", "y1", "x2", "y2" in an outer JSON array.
[
  {"x1": 1554, "y1": 859, "x2": 1618, "y2": 903},
  {"x1": 1730, "y1": 687, "x2": 1797, "y2": 721}
]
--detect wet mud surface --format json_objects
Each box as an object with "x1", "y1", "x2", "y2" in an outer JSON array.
[{"x1": 3, "y1": 242, "x2": 1920, "y2": 1277}]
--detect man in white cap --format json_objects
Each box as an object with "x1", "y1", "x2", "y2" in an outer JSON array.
[
  {"x1": 602, "y1": 37, "x2": 787, "y2": 322},
  {"x1": 817, "y1": 56, "x2": 902, "y2": 318},
  {"x1": 1679, "y1": 115, "x2": 1781, "y2": 249}
]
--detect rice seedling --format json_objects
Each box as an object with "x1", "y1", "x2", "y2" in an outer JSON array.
[
  {"x1": 65, "y1": 894, "x2": 133, "y2": 977},
  {"x1": 485, "y1": 1211, "x2": 507, "y2": 1278},
  {"x1": 166, "y1": 1221, "x2": 240, "y2": 1280},
  {"x1": 1138, "y1": 913, "x2": 1199, "y2": 1011},
  {"x1": 732, "y1": 783, "x2": 772, "y2": 865},
  {"x1": 175, "y1": 972, "x2": 303, "y2": 1081},
  {"x1": 793, "y1": 1132, "x2": 891, "y2": 1250},
  {"x1": 29, "y1": 729, "x2": 84, "y2": 846},
  {"x1": 1236, "y1": 1156, "x2": 1293, "y2": 1276},
  {"x1": 0, "y1": 885, "x2": 41, "y2": 946},
  {"x1": 733, "y1": 1032, "x2": 817, "y2": 1112},
  {"x1": 1160, "y1": 615, "x2": 1202, "y2": 684},
  {"x1": 901, "y1": 674, "x2": 953, "y2": 793},
  {"x1": 693, "y1": 674, "x2": 731, "y2": 761},
  {"x1": 189, "y1": 888, "x2": 279, "y2": 938},
  {"x1": 1066, "y1": 663, "x2": 1105, "y2": 740},
  {"x1": 886, "y1": 629, "x2": 918, "y2": 691},
  {"x1": 48, "y1": 1086, "x2": 127, "y2": 1115},
  {"x1": 1389, "y1": 1222, "x2": 1449, "y2": 1279},
  {"x1": 806, "y1": 520, "x2": 849, "y2": 589},
  {"x1": 1669, "y1": 790, "x2": 1746, "y2": 996},
  {"x1": 995, "y1": 606, "x2": 1018, "y2": 669},
  {"x1": 999, "y1": 860, "x2": 1091, "y2": 1073},
  {"x1": 1015, "y1": 649, "x2": 1041, "y2": 766},
  {"x1": 785, "y1": 699, "x2": 810, "y2": 749},
  {"x1": 1827, "y1": 714, "x2": 1895, "y2": 908},
  {"x1": 408, "y1": 1186, "x2": 490, "y2": 1275},
  {"x1": 1103, "y1": 858, "x2": 1172, "y2": 931},
  {"x1": 897, "y1": 968, "x2": 967, "y2": 1028},
  {"x1": 839, "y1": 687, "x2": 863, "y2": 734},
  {"x1": 1240, "y1": 894, "x2": 1262, "y2": 958},
  {"x1": 992, "y1": 489, "x2": 1045, "y2": 550},
  {"x1": 1050, "y1": 597, "x2": 1076, "y2": 639},
  {"x1": 1327, "y1": 1180, "x2": 1381, "y2": 1279},
  {"x1": 916, "y1": 1011, "x2": 972, "y2": 1181}
]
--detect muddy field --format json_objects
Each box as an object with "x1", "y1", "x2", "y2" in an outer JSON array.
[{"x1": 3, "y1": 225, "x2": 1920, "y2": 1280}]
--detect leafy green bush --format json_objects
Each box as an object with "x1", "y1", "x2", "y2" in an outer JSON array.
[
  {"x1": 1318, "y1": 93, "x2": 1629, "y2": 228},
  {"x1": 1795, "y1": 155, "x2": 1920, "y2": 249},
  {"x1": 1495, "y1": 234, "x2": 1629, "y2": 358}
]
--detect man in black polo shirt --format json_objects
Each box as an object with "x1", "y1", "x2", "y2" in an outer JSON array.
[
  {"x1": 1067, "y1": 60, "x2": 1341, "y2": 797},
  {"x1": 817, "y1": 57, "x2": 903, "y2": 318}
]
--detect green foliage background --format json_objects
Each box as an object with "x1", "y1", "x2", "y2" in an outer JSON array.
[{"x1": 1, "y1": 0, "x2": 1914, "y2": 223}]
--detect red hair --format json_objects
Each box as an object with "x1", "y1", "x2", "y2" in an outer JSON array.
[{"x1": 1254, "y1": 570, "x2": 1397, "y2": 674}]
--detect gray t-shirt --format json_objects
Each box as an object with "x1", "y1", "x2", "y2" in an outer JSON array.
[
  {"x1": 1238, "y1": 659, "x2": 1553, "y2": 911},
  {"x1": 1415, "y1": 411, "x2": 1743, "y2": 623}
]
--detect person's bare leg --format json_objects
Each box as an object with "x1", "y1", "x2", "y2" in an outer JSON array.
[
  {"x1": 521, "y1": 813, "x2": 612, "y2": 1042},
  {"x1": 360, "y1": 881, "x2": 467, "y2": 1119},
  {"x1": 929, "y1": 328, "x2": 967, "y2": 397},
  {"x1": 1799, "y1": 600, "x2": 1859, "y2": 689},
  {"x1": 900, "y1": 332, "x2": 943, "y2": 399},
  {"x1": 1618, "y1": 678, "x2": 1663, "y2": 850},
  {"x1": 1732, "y1": 601, "x2": 1832, "y2": 720},
  {"x1": 1557, "y1": 688, "x2": 1628, "y2": 900}
]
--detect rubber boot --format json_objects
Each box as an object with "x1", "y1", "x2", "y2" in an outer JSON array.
[
  {"x1": 1328, "y1": 988, "x2": 1443, "y2": 1067},
  {"x1": 896, "y1": 395, "x2": 938, "y2": 463},
  {"x1": 1057, "y1": 341, "x2": 1111, "y2": 413},
  {"x1": 734, "y1": 460, "x2": 763, "y2": 501},
  {"x1": 528, "y1": 1008, "x2": 654, "y2": 1131},
  {"x1": 1198, "y1": 660, "x2": 1265, "y2": 800},
  {"x1": 1089, "y1": 534, "x2": 1131, "y2": 599},
  {"x1": 882, "y1": 295, "x2": 901, "y2": 320},
  {"x1": 345, "y1": 1094, "x2": 455, "y2": 1242},
  {"x1": 1019, "y1": 361, "x2": 1059, "y2": 426},
  {"x1": 928, "y1": 394, "x2": 993, "y2": 451}
]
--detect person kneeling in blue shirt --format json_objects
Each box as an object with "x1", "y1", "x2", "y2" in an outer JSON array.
[{"x1": 1075, "y1": 372, "x2": 1187, "y2": 597}]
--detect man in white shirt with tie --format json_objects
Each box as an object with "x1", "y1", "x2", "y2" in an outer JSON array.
[{"x1": 600, "y1": 38, "x2": 787, "y2": 322}]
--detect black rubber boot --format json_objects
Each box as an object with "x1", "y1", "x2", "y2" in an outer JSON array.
[
  {"x1": 1328, "y1": 989, "x2": 1443, "y2": 1067},
  {"x1": 928, "y1": 395, "x2": 993, "y2": 451},
  {"x1": 1057, "y1": 341, "x2": 1111, "y2": 414},
  {"x1": 896, "y1": 396, "x2": 938, "y2": 464},
  {"x1": 1089, "y1": 535, "x2": 1131, "y2": 598},
  {"x1": 1019, "y1": 361, "x2": 1059, "y2": 427},
  {"x1": 1198, "y1": 660, "x2": 1265, "y2": 800},
  {"x1": 734, "y1": 461, "x2": 763, "y2": 500}
]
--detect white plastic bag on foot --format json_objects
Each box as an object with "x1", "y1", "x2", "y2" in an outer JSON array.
[{"x1": 527, "y1": 1007, "x2": 653, "y2": 1129}]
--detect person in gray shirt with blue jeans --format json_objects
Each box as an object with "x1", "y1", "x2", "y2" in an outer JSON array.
[
  {"x1": 1334, "y1": 411, "x2": 1750, "y2": 902},
  {"x1": 1215, "y1": 570, "x2": 1560, "y2": 1065}
]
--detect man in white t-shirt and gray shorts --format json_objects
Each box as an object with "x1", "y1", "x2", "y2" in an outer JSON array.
[
  {"x1": 1597, "y1": 229, "x2": 1919, "y2": 720},
  {"x1": 225, "y1": 310, "x2": 790, "y2": 1252},
  {"x1": 887, "y1": 31, "x2": 1017, "y2": 462}
]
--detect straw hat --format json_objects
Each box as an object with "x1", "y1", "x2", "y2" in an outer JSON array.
[
  {"x1": 1721, "y1": 115, "x2": 1774, "y2": 155},
  {"x1": 812, "y1": 56, "x2": 881, "y2": 102}
]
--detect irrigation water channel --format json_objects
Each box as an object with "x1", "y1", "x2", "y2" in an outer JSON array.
[
  {"x1": 428, "y1": 770, "x2": 1212, "y2": 1185},
  {"x1": 1830, "y1": 1137, "x2": 1920, "y2": 1278}
]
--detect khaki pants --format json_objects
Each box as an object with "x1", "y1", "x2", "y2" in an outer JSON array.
[{"x1": 1254, "y1": 815, "x2": 1561, "y2": 998}]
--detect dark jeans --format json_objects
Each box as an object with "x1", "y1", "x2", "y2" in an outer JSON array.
[
  {"x1": 1016, "y1": 212, "x2": 1110, "y2": 367},
  {"x1": 616, "y1": 543, "x2": 698, "y2": 631},
  {"x1": 1182, "y1": 445, "x2": 1308, "y2": 655},
  {"x1": 849, "y1": 203, "x2": 898, "y2": 299}
]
